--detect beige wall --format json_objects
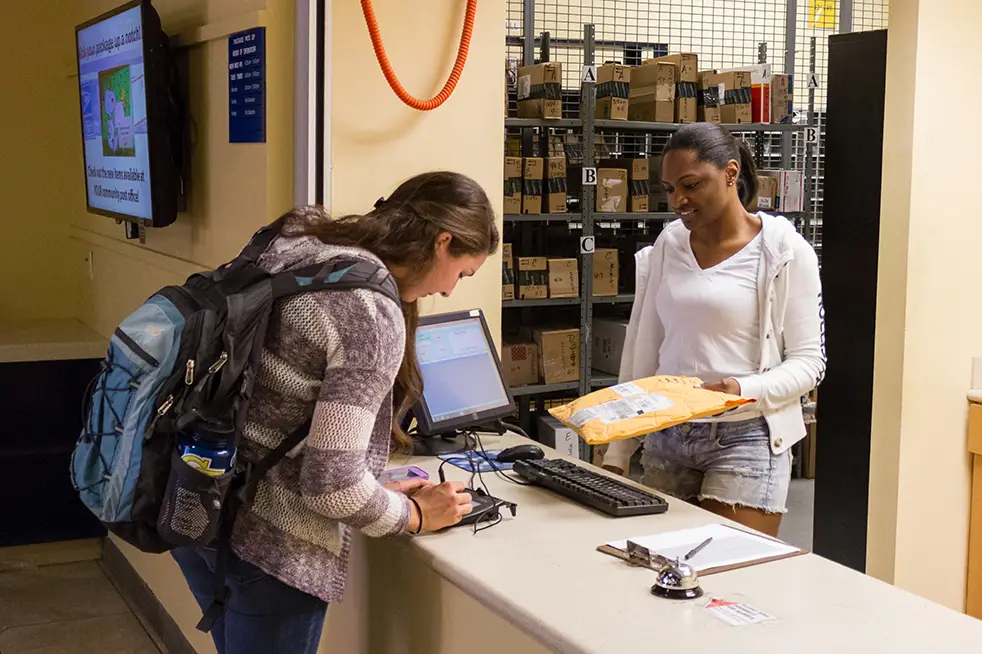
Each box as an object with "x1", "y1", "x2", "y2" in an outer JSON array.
[
  {"x1": 329, "y1": 0, "x2": 505, "y2": 340},
  {"x1": 69, "y1": 0, "x2": 296, "y2": 337},
  {"x1": 869, "y1": 0, "x2": 976, "y2": 611},
  {"x1": 0, "y1": 3, "x2": 79, "y2": 321}
]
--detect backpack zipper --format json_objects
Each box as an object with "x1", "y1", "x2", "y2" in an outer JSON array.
[
  {"x1": 157, "y1": 395, "x2": 175, "y2": 416},
  {"x1": 114, "y1": 328, "x2": 160, "y2": 368},
  {"x1": 185, "y1": 359, "x2": 195, "y2": 385},
  {"x1": 208, "y1": 351, "x2": 229, "y2": 374}
]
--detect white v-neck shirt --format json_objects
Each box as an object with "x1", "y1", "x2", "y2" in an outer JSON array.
[{"x1": 655, "y1": 230, "x2": 762, "y2": 384}]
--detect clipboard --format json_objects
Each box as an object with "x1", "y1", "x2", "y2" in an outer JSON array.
[{"x1": 597, "y1": 523, "x2": 807, "y2": 576}]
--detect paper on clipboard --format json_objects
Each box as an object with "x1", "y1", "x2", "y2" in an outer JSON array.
[{"x1": 602, "y1": 524, "x2": 802, "y2": 574}]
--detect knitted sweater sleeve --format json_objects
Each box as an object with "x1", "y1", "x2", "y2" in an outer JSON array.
[{"x1": 298, "y1": 288, "x2": 411, "y2": 537}]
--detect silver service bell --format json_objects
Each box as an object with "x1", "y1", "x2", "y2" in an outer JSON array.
[
  {"x1": 626, "y1": 540, "x2": 704, "y2": 600},
  {"x1": 651, "y1": 558, "x2": 703, "y2": 600}
]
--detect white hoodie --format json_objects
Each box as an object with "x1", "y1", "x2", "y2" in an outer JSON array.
[{"x1": 602, "y1": 213, "x2": 826, "y2": 472}]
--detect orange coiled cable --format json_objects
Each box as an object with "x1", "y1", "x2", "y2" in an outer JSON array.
[{"x1": 361, "y1": 0, "x2": 477, "y2": 111}]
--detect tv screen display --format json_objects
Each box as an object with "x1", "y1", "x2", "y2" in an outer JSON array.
[{"x1": 76, "y1": 2, "x2": 153, "y2": 222}]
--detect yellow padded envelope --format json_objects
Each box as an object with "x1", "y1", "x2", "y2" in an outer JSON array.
[{"x1": 548, "y1": 376, "x2": 754, "y2": 445}]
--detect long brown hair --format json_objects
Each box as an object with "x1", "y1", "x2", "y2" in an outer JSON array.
[{"x1": 291, "y1": 171, "x2": 498, "y2": 448}]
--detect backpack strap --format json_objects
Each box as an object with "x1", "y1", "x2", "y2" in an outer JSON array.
[
  {"x1": 272, "y1": 258, "x2": 401, "y2": 305},
  {"x1": 212, "y1": 219, "x2": 285, "y2": 280},
  {"x1": 196, "y1": 418, "x2": 312, "y2": 633}
]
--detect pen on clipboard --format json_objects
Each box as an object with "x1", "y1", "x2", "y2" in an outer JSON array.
[{"x1": 684, "y1": 537, "x2": 713, "y2": 561}]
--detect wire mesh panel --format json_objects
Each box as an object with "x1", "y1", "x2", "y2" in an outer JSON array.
[
  {"x1": 504, "y1": 0, "x2": 891, "y2": 258},
  {"x1": 853, "y1": 0, "x2": 889, "y2": 31}
]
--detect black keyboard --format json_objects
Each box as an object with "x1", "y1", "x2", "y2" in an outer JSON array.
[{"x1": 512, "y1": 458, "x2": 669, "y2": 517}]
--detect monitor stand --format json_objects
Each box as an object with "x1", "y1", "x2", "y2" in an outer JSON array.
[{"x1": 411, "y1": 432, "x2": 468, "y2": 457}]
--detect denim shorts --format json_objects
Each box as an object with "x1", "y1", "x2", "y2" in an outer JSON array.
[{"x1": 640, "y1": 417, "x2": 790, "y2": 514}]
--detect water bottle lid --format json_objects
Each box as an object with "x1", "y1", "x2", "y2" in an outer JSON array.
[{"x1": 194, "y1": 419, "x2": 236, "y2": 443}]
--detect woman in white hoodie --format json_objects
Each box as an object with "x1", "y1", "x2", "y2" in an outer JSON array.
[{"x1": 602, "y1": 123, "x2": 825, "y2": 536}]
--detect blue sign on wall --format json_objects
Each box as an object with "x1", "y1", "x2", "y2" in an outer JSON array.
[{"x1": 228, "y1": 27, "x2": 266, "y2": 143}]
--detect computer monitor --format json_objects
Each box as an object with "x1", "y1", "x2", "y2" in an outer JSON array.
[{"x1": 411, "y1": 309, "x2": 516, "y2": 455}]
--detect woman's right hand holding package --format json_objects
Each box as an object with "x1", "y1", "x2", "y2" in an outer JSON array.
[{"x1": 407, "y1": 481, "x2": 473, "y2": 532}]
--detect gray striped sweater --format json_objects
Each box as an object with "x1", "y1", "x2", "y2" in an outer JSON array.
[{"x1": 230, "y1": 227, "x2": 410, "y2": 603}]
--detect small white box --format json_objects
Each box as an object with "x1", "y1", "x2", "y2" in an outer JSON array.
[
  {"x1": 536, "y1": 414, "x2": 582, "y2": 459},
  {"x1": 761, "y1": 170, "x2": 805, "y2": 214},
  {"x1": 592, "y1": 318, "x2": 629, "y2": 375},
  {"x1": 777, "y1": 170, "x2": 804, "y2": 213}
]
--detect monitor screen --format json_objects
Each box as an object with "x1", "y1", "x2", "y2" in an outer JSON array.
[
  {"x1": 76, "y1": 2, "x2": 153, "y2": 221},
  {"x1": 415, "y1": 311, "x2": 513, "y2": 434}
]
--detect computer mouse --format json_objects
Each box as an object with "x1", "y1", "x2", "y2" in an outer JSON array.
[{"x1": 496, "y1": 444, "x2": 545, "y2": 463}]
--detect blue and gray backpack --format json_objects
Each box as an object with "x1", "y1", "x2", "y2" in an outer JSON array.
[{"x1": 70, "y1": 219, "x2": 399, "y2": 630}]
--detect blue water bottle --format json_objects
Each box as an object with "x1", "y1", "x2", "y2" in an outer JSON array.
[{"x1": 178, "y1": 420, "x2": 237, "y2": 477}]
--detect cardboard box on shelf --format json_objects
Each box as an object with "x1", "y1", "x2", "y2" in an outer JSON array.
[
  {"x1": 522, "y1": 158, "x2": 543, "y2": 214},
  {"x1": 504, "y1": 157, "x2": 523, "y2": 215},
  {"x1": 761, "y1": 170, "x2": 805, "y2": 213},
  {"x1": 717, "y1": 71, "x2": 752, "y2": 124},
  {"x1": 544, "y1": 157, "x2": 568, "y2": 213},
  {"x1": 530, "y1": 132, "x2": 567, "y2": 158},
  {"x1": 628, "y1": 98, "x2": 675, "y2": 123},
  {"x1": 592, "y1": 318, "x2": 629, "y2": 375},
  {"x1": 751, "y1": 174, "x2": 779, "y2": 212},
  {"x1": 676, "y1": 81, "x2": 698, "y2": 123},
  {"x1": 593, "y1": 248, "x2": 619, "y2": 296},
  {"x1": 778, "y1": 170, "x2": 805, "y2": 213},
  {"x1": 502, "y1": 243, "x2": 515, "y2": 301},
  {"x1": 517, "y1": 62, "x2": 562, "y2": 119},
  {"x1": 648, "y1": 53, "x2": 698, "y2": 83},
  {"x1": 649, "y1": 154, "x2": 667, "y2": 211},
  {"x1": 719, "y1": 64, "x2": 772, "y2": 123},
  {"x1": 697, "y1": 71, "x2": 722, "y2": 124},
  {"x1": 596, "y1": 63, "x2": 631, "y2": 120},
  {"x1": 536, "y1": 414, "x2": 582, "y2": 459},
  {"x1": 596, "y1": 168, "x2": 629, "y2": 213},
  {"x1": 629, "y1": 61, "x2": 676, "y2": 123},
  {"x1": 630, "y1": 158, "x2": 650, "y2": 212},
  {"x1": 648, "y1": 55, "x2": 699, "y2": 123},
  {"x1": 631, "y1": 60, "x2": 677, "y2": 91},
  {"x1": 501, "y1": 342, "x2": 539, "y2": 387},
  {"x1": 592, "y1": 443, "x2": 609, "y2": 467},
  {"x1": 548, "y1": 258, "x2": 579, "y2": 298},
  {"x1": 597, "y1": 158, "x2": 650, "y2": 213},
  {"x1": 517, "y1": 256, "x2": 548, "y2": 299},
  {"x1": 771, "y1": 74, "x2": 794, "y2": 124},
  {"x1": 534, "y1": 328, "x2": 580, "y2": 384},
  {"x1": 505, "y1": 136, "x2": 522, "y2": 158}
]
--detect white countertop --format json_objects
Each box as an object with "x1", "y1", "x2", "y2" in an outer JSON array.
[
  {"x1": 392, "y1": 433, "x2": 982, "y2": 654},
  {"x1": 0, "y1": 319, "x2": 106, "y2": 363}
]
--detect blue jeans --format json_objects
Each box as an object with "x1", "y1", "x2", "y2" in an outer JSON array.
[
  {"x1": 172, "y1": 546, "x2": 327, "y2": 654},
  {"x1": 640, "y1": 417, "x2": 791, "y2": 513}
]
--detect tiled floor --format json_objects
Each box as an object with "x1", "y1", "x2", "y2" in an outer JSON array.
[{"x1": 0, "y1": 544, "x2": 161, "y2": 654}]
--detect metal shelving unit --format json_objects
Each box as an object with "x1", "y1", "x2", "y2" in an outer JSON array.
[
  {"x1": 502, "y1": 297, "x2": 580, "y2": 308},
  {"x1": 510, "y1": 381, "x2": 580, "y2": 397},
  {"x1": 591, "y1": 294, "x2": 635, "y2": 305},
  {"x1": 504, "y1": 22, "x2": 813, "y2": 444},
  {"x1": 594, "y1": 120, "x2": 805, "y2": 133}
]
